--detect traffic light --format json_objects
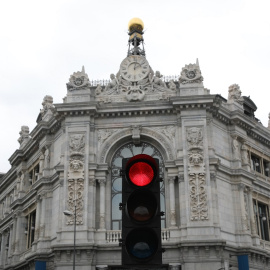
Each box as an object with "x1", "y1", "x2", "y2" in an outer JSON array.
[{"x1": 120, "y1": 154, "x2": 162, "y2": 267}]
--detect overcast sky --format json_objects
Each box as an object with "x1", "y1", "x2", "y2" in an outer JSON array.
[{"x1": 0, "y1": 0, "x2": 270, "y2": 173}]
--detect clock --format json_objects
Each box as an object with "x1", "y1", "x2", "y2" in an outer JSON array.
[{"x1": 120, "y1": 55, "x2": 150, "y2": 82}]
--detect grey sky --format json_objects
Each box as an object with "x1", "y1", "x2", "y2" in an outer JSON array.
[{"x1": 1, "y1": 0, "x2": 270, "y2": 172}]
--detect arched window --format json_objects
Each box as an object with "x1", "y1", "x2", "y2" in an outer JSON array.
[{"x1": 111, "y1": 142, "x2": 166, "y2": 230}]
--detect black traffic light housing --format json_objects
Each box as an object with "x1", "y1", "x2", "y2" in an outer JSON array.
[{"x1": 121, "y1": 154, "x2": 162, "y2": 266}]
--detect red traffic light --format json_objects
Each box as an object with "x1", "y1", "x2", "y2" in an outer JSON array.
[{"x1": 126, "y1": 154, "x2": 158, "y2": 187}]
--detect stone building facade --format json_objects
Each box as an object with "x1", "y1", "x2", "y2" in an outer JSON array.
[{"x1": 1, "y1": 22, "x2": 270, "y2": 270}]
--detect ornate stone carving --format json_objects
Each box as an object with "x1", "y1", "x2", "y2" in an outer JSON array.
[
  {"x1": 189, "y1": 173, "x2": 208, "y2": 221},
  {"x1": 18, "y1": 126, "x2": 30, "y2": 149},
  {"x1": 66, "y1": 66, "x2": 91, "y2": 91},
  {"x1": 67, "y1": 134, "x2": 85, "y2": 224},
  {"x1": 95, "y1": 84, "x2": 103, "y2": 96},
  {"x1": 241, "y1": 141, "x2": 250, "y2": 165},
  {"x1": 95, "y1": 65, "x2": 176, "y2": 103},
  {"x1": 186, "y1": 127, "x2": 203, "y2": 149},
  {"x1": 44, "y1": 146, "x2": 50, "y2": 169},
  {"x1": 179, "y1": 62, "x2": 203, "y2": 84},
  {"x1": 186, "y1": 126, "x2": 208, "y2": 221},
  {"x1": 152, "y1": 126, "x2": 176, "y2": 148},
  {"x1": 67, "y1": 179, "x2": 84, "y2": 225},
  {"x1": 131, "y1": 125, "x2": 142, "y2": 145},
  {"x1": 168, "y1": 80, "x2": 176, "y2": 91},
  {"x1": 227, "y1": 84, "x2": 244, "y2": 104},
  {"x1": 70, "y1": 159, "x2": 84, "y2": 172},
  {"x1": 69, "y1": 134, "x2": 85, "y2": 154},
  {"x1": 243, "y1": 190, "x2": 250, "y2": 230},
  {"x1": 104, "y1": 73, "x2": 120, "y2": 94},
  {"x1": 98, "y1": 129, "x2": 118, "y2": 148},
  {"x1": 126, "y1": 85, "x2": 145, "y2": 101},
  {"x1": 188, "y1": 151, "x2": 204, "y2": 166},
  {"x1": 152, "y1": 71, "x2": 167, "y2": 89},
  {"x1": 40, "y1": 95, "x2": 55, "y2": 120},
  {"x1": 39, "y1": 153, "x2": 45, "y2": 172},
  {"x1": 232, "y1": 135, "x2": 241, "y2": 160}
]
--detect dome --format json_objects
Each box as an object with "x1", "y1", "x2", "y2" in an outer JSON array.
[{"x1": 128, "y1": 18, "x2": 144, "y2": 32}]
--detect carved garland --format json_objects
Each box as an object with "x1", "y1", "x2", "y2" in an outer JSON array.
[
  {"x1": 186, "y1": 127, "x2": 209, "y2": 221},
  {"x1": 67, "y1": 134, "x2": 85, "y2": 225}
]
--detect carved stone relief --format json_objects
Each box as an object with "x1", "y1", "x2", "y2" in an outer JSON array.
[
  {"x1": 66, "y1": 66, "x2": 91, "y2": 91},
  {"x1": 18, "y1": 126, "x2": 30, "y2": 149},
  {"x1": 243, "y1": 189, "x2": 250, "y2": 231},
  {"x1": 227, "y1": 84, "x2": 244, "y2": 104},
  {"x1": 189, "y1": 173, "x2": 208, "y2": 221},
  {"x1": 179, "y1": 62, "x2": 203, "y2": 84},
  {"x1": 241, "y1": 141, "x2": 250, "y2": 166},
  {"x1": 67, "y1": 134, "x2": 85, "y2": 225},
  {"x1": 232, "y1": 135, "x2": 241, "y2": 160},
  {"x1": 95, "y1": 67, "x2": 176, "y2": 103},
  {"x1": 70, "y1": 134, "x2": 85, "y2": 154},
  {"x1": 67, "y1": 179, "x2": 84, "y2": 225},
  {"x1": 40, "y1": 95, "x2": 55, "y2": 121},
  {"x1": 98, "y1": 129, "x2": 119, "y2": 149},
  {"x1": 152, "y1": 126, "x2": 176, "y2": 148},
  {"x1": 186, "y1": 126, "x2": 208, "y2": 221},
  {"x1": 186, "y1": 127, "x2": 203, "y2": 149}
]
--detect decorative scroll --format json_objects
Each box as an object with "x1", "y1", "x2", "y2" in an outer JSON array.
[{"x1": 186, "y1": 127, "x2": 208, "y2": 221}]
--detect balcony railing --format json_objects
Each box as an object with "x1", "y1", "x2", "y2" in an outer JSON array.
[{"x1": 106, "y1": 229, "x2": 170, "y2": 243}]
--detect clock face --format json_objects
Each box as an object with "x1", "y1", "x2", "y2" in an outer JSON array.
[{"x1": 120, "y1": 55, "x2": 150, "y2": 82}]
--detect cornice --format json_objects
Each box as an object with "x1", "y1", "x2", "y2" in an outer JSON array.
[{"x1": 0, "y1": 166, "x2": 16, "y2": 190}]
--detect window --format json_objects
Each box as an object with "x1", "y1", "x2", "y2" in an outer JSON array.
[
  {"x1": 111, "y1": 142, "x2": 166, "y2": 230},
  {"x1": 263, "y1": 160, "x2": 270, "y2": 177},
  {"x1": 28, "y1": 163, "x2": 40, "y2": 184},
  {"x1": 254, "y1": 200, "x2": 269, "y2": 241},
  {"x1": 251, "y1": 154, "x2": 261, "y2": 173},
  {"x1": 25, "y1": 211, "x2": 36, "y2": 248}
]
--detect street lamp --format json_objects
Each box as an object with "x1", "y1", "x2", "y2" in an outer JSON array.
[{"x1": 63, "y1": 200, "x2": 77, "y2": 270}]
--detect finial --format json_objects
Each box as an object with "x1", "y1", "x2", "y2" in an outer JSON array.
[
  {"x1": 82, "y1": 66, "x2": 85, "y2": 73},
  {"x1": 127, "y1": 18, "x2": 145, "y2": 56},
  {"x1": 196, "y1": 58, "x2": 199, "y2": 66}
]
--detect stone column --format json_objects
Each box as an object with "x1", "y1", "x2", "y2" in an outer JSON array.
[
  {"x1": 98, "y1": 179, "x2": 106, "y2": 230},
  {"x1": 88, "y1": 177, "x2": 96, "y2": 229},
  {"x1": 178, "y1": 174, "x2": 185, "y2": 227},
  {"x1": 238, "y1": 184, "x2": 248, "y2": 231},
  {"x1": 0, "y1": 232, "x2": 4, "y2": 266},
  {"x1": 168, "y1": 177, "x2": 177, "y2": 227},
  {"x1": 11, "y1": 219, "x2": 17, "y2": 254},
  {"x1": 39, "y1": 193, "x2": 46, "y2": 238},
  {"x1": 247, "y1": 188, "x2": 257, "y2": 235},
  {"x1": 14, "y1": 213, "x2": 23, "y2": 254},
  {"x1": 34, "y1": 195, "x2": 42, "y2": 241},
  {"x1": 8, "y1": 227, "x2": 12, "y2": 258}
]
